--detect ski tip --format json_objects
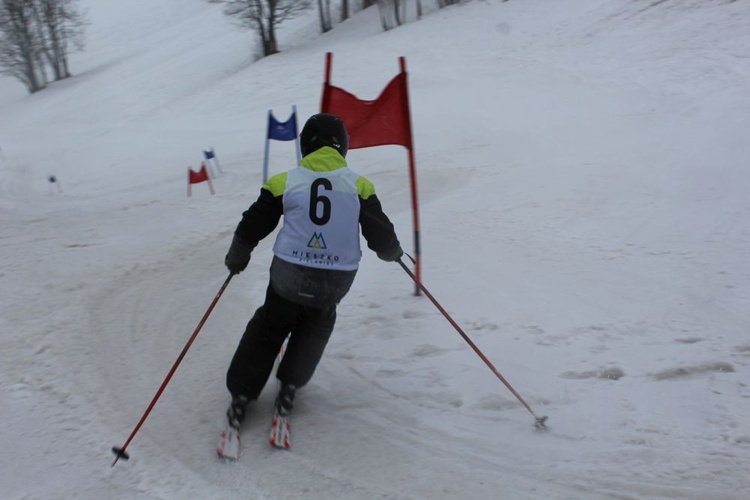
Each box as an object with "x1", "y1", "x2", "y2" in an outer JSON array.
[
  {"x1": 217, "y1": 450, "x2": 240, "y2": 461},
  {"x1": 269, "y1": 438, "x2": 290, "y2": 450},
  {"x1": 217, "y1": 427, "x2": 241, "y2": 461},
  {"x1": 269, "y1": 412, "x2": 291, "y2": 449}
]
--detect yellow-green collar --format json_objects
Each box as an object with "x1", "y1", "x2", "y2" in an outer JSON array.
[{"x1": 300, "y1": 146, "x2": 347, "y2": 172}]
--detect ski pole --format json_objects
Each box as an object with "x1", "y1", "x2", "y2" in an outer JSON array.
[
  {"x1": 396, "y1": 256, "x2": 548, "y2": 430},
  {"x1": 111, "y1": 272, "x2": 235, "y2": 466}
]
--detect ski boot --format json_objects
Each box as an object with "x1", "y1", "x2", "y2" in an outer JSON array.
[
  {"x1": 274, "y1": 384, "x2": 296, "y2": 416},
  {"x1": 226, "y1": 394, "x2": 249, "y2": 429}
]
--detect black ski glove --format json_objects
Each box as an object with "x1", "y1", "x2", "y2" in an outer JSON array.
[
  {"x1": 377, "y1": 245, "x2": 404, "y2": 263},
  {"x1": 225, "y1": 236, "x2": 252, "y2": 274}
]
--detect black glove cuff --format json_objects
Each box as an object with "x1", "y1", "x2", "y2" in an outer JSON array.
[
  {"x1": 378, "y1": 244, "x2": 403, "y2": 262},
  {"x1": 225, "y1": 236, "x2": 253, "y2": 273}
]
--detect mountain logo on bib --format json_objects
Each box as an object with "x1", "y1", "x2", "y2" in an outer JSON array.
[{"x1": 307, "y1": 232, "x2": 327, "y2": 250}]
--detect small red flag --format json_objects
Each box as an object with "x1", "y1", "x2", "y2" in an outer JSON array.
[
  {"x1": 322, "y1": 72, "x2": 412, "y2": 150},
  {"x1": 189, "y1": 164, "x2": 209, "y2": 184},
  {"x1": 187, "y1": 164, "x2": 214, "y2": 196}
]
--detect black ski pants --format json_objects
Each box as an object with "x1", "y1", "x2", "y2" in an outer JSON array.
[{"x1": 226, "y1": 283, "x2": 337, "y2": 400}]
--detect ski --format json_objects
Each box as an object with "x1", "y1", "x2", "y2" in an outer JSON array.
[
  {"x1": 269, "y1": 409, "x2": 291, "y2": 449},
  {"x1": 217, "y1": 422, "x2": 241, "y2": 460}
]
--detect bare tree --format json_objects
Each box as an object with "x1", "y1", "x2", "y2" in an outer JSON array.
[
  {"x1": 376, "y1": 0, "x2": 404, "y2": 31},
  {"x1": 31, "y1": 0, "x2": 87, "y2": 81},
  {"x1": 0, "y1": 0, "x2": 86, "y2": 93},
  {"x1": 222, "y1": 0, "x2": 312, "y2": 57},
  {"x1": 0, "y1": 0, "x2": 46, "y2": 93}
]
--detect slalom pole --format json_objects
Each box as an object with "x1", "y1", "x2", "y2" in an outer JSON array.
[
  {"x1": 396, "y1": 256, "x2": 548, "y2": 430},
  {"x1": 111, "y1": 273, "x2": 235, "y2": 466}
]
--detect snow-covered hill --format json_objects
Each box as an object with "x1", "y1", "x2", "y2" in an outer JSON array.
[{"x1": 1, "y1": 0, "x2": 749, "y2": 498}]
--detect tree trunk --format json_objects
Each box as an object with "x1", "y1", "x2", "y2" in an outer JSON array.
[
  {"x1": 318, "y1": 0, "x2": 332, "y2": 33},
  {"x1": 263, "y1": 15, "x2": 278, "y2": 55},
  {"x1": 3, "y1": 0, "x2": 46, "y2": 93},
  {"x1": 341, "y1": 0, "x2": 349, "y2": 22}
]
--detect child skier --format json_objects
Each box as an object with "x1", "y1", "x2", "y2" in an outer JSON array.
[{"x1": 223, "y1": 113, "x2": 403, "y2": 432}]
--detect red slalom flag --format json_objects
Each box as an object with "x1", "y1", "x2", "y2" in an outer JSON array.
[
  {"x1": 322, "y1": 74, "x2": 412, "y2": 151},
  {"x1": 320, "y1": 53, "x2": 421, "y2": 295},
  {"x1": 187, "y1": 163, "x2": 214, "y2": 196},
  {"x1": 189, "y1": 164, "x2": 209, "y2": 184}
]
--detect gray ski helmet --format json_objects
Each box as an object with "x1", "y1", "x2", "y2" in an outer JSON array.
[{"x1": 300, "y1": 113, "x2": 349, "y2": 158}]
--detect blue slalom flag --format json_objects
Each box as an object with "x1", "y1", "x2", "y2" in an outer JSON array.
[
  {"x1": 268, "y1": 111, "x2": 298, "y2": 141},
  {"x1": 203, "y1": 149, "x2": 215, "y2": 160}
]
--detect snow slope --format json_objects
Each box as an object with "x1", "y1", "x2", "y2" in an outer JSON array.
[{"x1": 1, "y1": 0, "x2": 749, "y2": 498}]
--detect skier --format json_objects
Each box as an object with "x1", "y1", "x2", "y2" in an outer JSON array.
[{"x1": 223, "y1": 113, "x2": 403, "y2": 431}]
